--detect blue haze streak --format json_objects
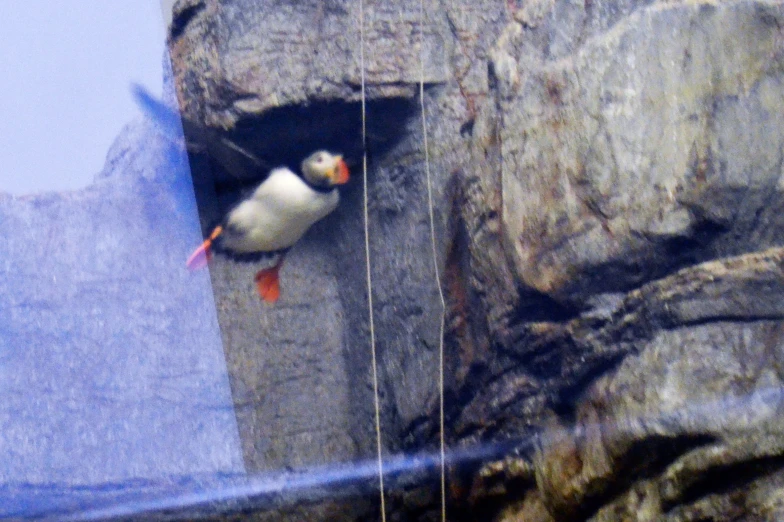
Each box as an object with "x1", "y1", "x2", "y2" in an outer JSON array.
[
  {"x1": 0, "y1": 2, "x2": 246, "y2": 519},
  {"x1": 14, "y1": 385, "x2": 770, "y2": 520}
]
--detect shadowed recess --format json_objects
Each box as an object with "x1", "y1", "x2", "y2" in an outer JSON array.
[
  {"x1": 195, "y1": 98, "x2": 416, "y2": 189},
  {"x1": 183, "y1": 97, "x2": 418, "y2": 237}
]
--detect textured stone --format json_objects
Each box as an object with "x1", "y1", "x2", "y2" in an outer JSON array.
[
  {"x1": 164, "y1": 0, "x2": 784, "y2": 520},
  {"x1": 523, "y1": 247, "x2": 784, "y2": 521},
  {"x1": 166, "y1": 0, "x2": 507, "y2": 490},
  {"x1": 485, "y1": 1, "x2": 784, "y2": 308}
]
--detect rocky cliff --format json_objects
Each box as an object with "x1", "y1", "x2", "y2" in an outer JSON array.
[{"x1": 163, "y1": 0, "x2": 784, "y2": 520}]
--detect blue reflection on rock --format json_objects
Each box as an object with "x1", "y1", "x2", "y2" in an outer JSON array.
[{"x1": 0, "y1": 97, "x2": 244, "y2": 518}]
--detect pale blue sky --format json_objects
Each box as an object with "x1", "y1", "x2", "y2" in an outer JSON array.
[{"x1": 0, "y1": 1, "x2": 166, "y2": 195}]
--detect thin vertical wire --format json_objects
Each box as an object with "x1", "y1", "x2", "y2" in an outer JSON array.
[
  {"x1": 359, "y1": 1, "x2": 387, "y2": 520},
  {"x1": 419, "y1": 0, "x2": 447, "y2": 520}
]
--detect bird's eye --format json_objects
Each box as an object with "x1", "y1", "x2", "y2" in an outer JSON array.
[{"x1": 316, "y1": 155, "x2": 324, "y2": 163}]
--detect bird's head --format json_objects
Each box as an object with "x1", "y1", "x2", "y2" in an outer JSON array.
[{"x1": 301, "y1": 151, "x2": 350, "y2": 189}]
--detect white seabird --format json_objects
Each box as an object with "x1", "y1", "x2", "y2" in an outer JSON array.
[{"x1": 187, "y1": 150, "x2": 350, "y2": 302}]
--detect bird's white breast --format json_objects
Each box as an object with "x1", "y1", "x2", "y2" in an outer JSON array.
[{"x1": 223, "y1": 168, "x2": 339, "y2": 253}]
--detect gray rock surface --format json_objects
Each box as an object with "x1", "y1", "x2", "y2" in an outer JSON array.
[
  {"x1": 460, "y1": 1, "x2": 784, "y2": 521},
  {"x1": 488, "y1": 1, "x2": 784, "y2": 307},
  {"x1": 477, "y1": 247, "x2": 784, "y2": 521},
  {"x1": 165, "y1": 0, "x2": 784, "y2": 519},
  {"x1": 166, "y1": 0, "x2": 506, "y2": 493}
]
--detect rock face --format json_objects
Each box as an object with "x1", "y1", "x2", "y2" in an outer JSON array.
[
  {"x1": 473, "y1": 247, "x2": 784, "y2": 521},
  {"x1": 487, "y1": 1, "x2": 784, "y2": 307},
  {"x1": 457, "y1": 1, "x2": 784, "y2": 520},
  {"x1": 4, "y1": 0, "x2": 774, "y2": 519},
  {"x1": 165, "y1": 0, "x2": 508, "y2": 495}
]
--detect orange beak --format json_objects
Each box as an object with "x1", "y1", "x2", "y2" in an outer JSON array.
[{"x1": 333, "y1": 158, "x2": 350, "y2": 185}]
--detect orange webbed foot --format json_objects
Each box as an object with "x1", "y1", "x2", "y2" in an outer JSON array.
[
  {"x1": 186, "y1": 244, "x2": 212, "y2": 271},
  {"x1": 254, "y1": 266, "x2": 281, "y2": 303},
  {"x1": 186, "y1": 226, "x2": 223, "y2": 271}
]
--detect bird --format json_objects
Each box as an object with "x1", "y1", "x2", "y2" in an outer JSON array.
[{"x1": 186, "y1": 150, "x2": 350, "y2": 303}]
